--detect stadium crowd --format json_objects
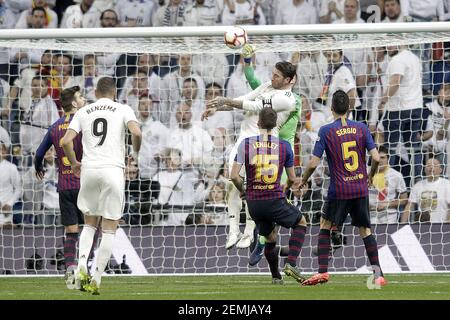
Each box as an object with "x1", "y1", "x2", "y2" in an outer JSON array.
[{"x1": 1, "y1": 0, "x2": 450, "y2": 228}]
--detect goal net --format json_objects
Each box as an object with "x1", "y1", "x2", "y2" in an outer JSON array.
[{"x1": 0, "y1": 23, "x2": 449, "y2": 275}]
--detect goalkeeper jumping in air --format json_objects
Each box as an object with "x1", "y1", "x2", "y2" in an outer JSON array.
[{"x1": 203, "y1": 43, "x2": 305, "y2": 283}]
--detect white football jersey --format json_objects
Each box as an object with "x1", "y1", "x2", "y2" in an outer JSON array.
[
  {"x1": 69, "y1": 98, "x2": 138, "y2": 169},
  {"x1": 235, "y1": 81, "x2": 296, "y2": 138}
]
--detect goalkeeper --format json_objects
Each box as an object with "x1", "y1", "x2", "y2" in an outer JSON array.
[
  {"x1": 203, "y1": 43, "x2": 301, "y2": 258},
  {"x1": 242, "y1": 44, "x2": 306, "y2": 283}
]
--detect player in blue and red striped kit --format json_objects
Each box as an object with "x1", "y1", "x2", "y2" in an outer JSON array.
[
  {"x1": 300, "y1": 90, "x2": 386, "y2": 286},
  {"x1": 231, "y1": 107, "x2": 308, "y2": 284},
  {"x1": 34, "y1": 86, "x2": 86, "y2": 286}
]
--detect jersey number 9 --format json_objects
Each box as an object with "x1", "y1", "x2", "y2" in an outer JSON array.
[{"x1": 92, "y1": 118, "x2": 108, "y2": 146}]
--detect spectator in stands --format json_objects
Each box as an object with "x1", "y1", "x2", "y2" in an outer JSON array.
[
  {"x1": 99, "y1": 8, "x2": 119, "y2": 27},
  {"x1": 115, "y1": 0, "x2": 156, "y2": 27},
  {"x1": 382, "y1": 0, "x2": 405, "y2": 23},
  {"x1": 292, "y1": 51, "x2": 327, "y2": 112},
  {"x1": 20, "y1": 76, "x2": 59, "y2": 158},
  {"x1": 203, "y1": 82, "x2": 235, "y2": 138},
  {"x1": 404, "y1": 0, "x2": 444, "y2": 95},
  {"x1": 0, "y1": 76, "x2": 10, "y2": 128},
  {"x1": 184, "y1": 0, "x2": 221, "y2": 26},
  {"x1": 15, "y1": 0, "x2": 58, "y2": 28},
  {"x1": 77, "y1": 54, "x2": 96, "y2": 103},
  {"x1": 4, "y1": 0, "x2": 32, "y2": 21},
  {"x1": 333, "y1": 0, "x2": 365, "y2": 24},
  {"x1": 319, "y1": 0, "x2": 345, "y2": 23},
  {"x1": 0, "y1": 138, "x2": 21, "y2": 228},
  {"x1": 401, "y1": 157, "x2": 450, "y2": 223},
  {"x1": 168, "y1": 102, "x2": 213, "y2": 169},
  {"x1": 60, "y1": 0, "x2": 101, "y2": 28},
  {"x1": 160, "y1": 54, "x2": 204, "y2": 126},
  {"x1": 0, "y1": 0, "x2": 16, "y2": 29},
  {"x1": 153, "y1": 0, "x2": 186, "y2": 27},
  {"x1": 138, "y1": 95, "x2": 169, "y2": 180},
  {"x1": 378, "y1": 44, "x2": 423, "y2": 184},
  {"x1": 0, "y1": 124, "x2": 10, "y2": 147},
  {"x1": 369, "y1": 145, "x2": 408, "y2": 224},
  {"x1": 191, "y1": 50, "x2": 229, "y2": 89},
  {"x1": 275, "y1": 0, "x2": 318, "y2": 25},
  {"x1": 422, "y1": 83, "x2": 450, "y2": 172},
  {"x1": 152, "y1": 147, "x2": 206, "y2": 225},
  {"x1": 24, "y1": 146, "x2": 59, "y2": 224},
  {"x1": 222, "y1": 0, "x2": 266, "y2": 25},
  {"x1": 184, "y1": 212, "x2": 214, "y2": 225},
  {"x1": 321, "y1": 49, "x2": 360, "y2": 118},
  {"x1": 172, "y1": 77, "x2": 202, "y2": 126},
  {"x1": 403, "y1": 0, "x2": 445, "y2": 22},
  {"x1": 49, "y1": 53, "x2": 82, "y2": 110},
  {"x1": 118, "y1": 70, "x2": 150, "y2": 115}
]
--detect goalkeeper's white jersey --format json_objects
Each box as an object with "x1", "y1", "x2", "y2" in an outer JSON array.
[
  {"x1": 234, "y1": 81, "x2": 296, "y2": 138},
  {"x1": 69, "y1": 98, "x2": 138, "y2": 169}
]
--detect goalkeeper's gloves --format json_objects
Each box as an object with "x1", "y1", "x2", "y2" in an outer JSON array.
[{"x1": 241, "y1": 43, "x2": 256, "y2": 64}]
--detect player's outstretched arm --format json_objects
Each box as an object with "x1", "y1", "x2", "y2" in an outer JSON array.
[{"x1": 241, "y1": 44, "x2": 261, "y2": 90}]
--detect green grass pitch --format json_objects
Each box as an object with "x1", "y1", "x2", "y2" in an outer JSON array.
[{"x1": 0, "y1": 274, "x2": 449, "y2": 300}]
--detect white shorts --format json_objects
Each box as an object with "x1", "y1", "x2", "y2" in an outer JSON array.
[
  {"x1": 78, "y1": 167, "x2": 125, "y2": 221},
  {"x1": 228, "y1": 135, "x2": 248, "y2": 177}
]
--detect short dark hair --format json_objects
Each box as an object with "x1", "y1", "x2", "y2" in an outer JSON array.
[
  {"x1": 331, "y1": 90, "x2": 349, "y2": 115},
  {"x1": 96, "y1": 77, "x2": 116, "y2": 96},
  {"x1": 378, "y1": 145, "x2": 389, "y2": 156},
  {"x1": 32, "y1": 6, "x2": 46, "y2": 16},
  {"x1": 32, "y1": 75, "x2": 47, "y2": 83},
  {"x1": 100, "y1": 9, "x2": 118, "y2": 21},
  {"x1": 183, "y1": 77, "x2": 198, "y2": 86},
  {"x1": 275, "y1": 61, "x2": 297, "y2": 82},
  {"x1": 258, "y1": 107, "x2": 277, "y2": 130},
  {"x1": 385, "y1": 0, "x2": 400, "y2": 4},
  {"x1": 60, "y1": 86, "x2": 80, "y2": 112}
]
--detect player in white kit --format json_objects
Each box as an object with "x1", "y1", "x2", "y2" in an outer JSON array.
[
  {"x1": 61, "y1": 77, "x2": 142, "y2": 295},
  {"x1": 203, "y1": 61, "x2": 297, "y2": 249}
]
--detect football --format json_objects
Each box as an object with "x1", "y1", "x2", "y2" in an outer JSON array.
[{"x1": 224, "y1": 26, "x2": 248, "y2": 50}]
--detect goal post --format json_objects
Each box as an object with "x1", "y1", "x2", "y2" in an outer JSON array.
[{"x1": 0, "y1": 23, "x2": 449, "y2": 276}]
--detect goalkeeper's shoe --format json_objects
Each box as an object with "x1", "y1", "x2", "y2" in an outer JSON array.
[
  {"x1": 225, "y1": 232, "x2": 241, "y2": 250},
  {"x1": 374, "y1": 276, "x2": 387, "y2": 287},
  {"x1": 283, "y1": 264, "x2": 306, "y2": 284},
  {"x1": 236, "y1": 233, "x2": 254, "y2": 249},
  {"x1": 64, "y1": 265, "x2": 77, "y2": 290},
  {"x1": 241, "y1": 43, "x2": 256, "y2": 59},
  {"x1": 302, "y1": 272, "x2": 329, "y2": 286},
  {"x1": 248, "y1": 241, "x2": 265, "y2": 266},
  {"x1": 84, "y1": 279, "x2": 100, "y2": 295},
  {"x1": 75, "y1": 266, "x2": 91, "y2": 291}
]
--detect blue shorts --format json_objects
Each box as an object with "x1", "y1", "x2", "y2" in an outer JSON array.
[
  {"x1": 246, "y1": 198, "x2": 301, "y2": 237},
  {"x1": 322, "y1": 197, "x2": 371, "y2": 228},
  {"x1": 59, "y1": 189, "x2": 84, "y2": 227}
]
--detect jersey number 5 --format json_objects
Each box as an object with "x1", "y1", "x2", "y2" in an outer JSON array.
[
  {"x1": 341, "y1": 141, "x2": 359, "y2": 172},
  {"x1": 92, "y1": 118, "x2": 108, "y2": 146},
  {"x1": 251, "y1": 154, "x2": 279, "y2": 184}
]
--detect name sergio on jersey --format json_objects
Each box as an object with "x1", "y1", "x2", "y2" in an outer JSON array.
[
  {"x1": 86, "y1": 105, "x2": 117, "y2": 115},
  {"x1": 336, "y1": 127, "x2": 357, "y2": 137}
]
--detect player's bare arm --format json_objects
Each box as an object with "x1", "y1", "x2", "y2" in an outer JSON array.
[
  {"x1": 300, "y1": 155, "x2": 321, "y2": 188},
  {"x1": 367, "y1": 148, "x2": 380, "y2": 187},
  {"x1": 127, "y1": 120, "x2": 142, "y2": 162},
  {"x1": 61, "y1": 128, "x2": 81, "y2": 177}
]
